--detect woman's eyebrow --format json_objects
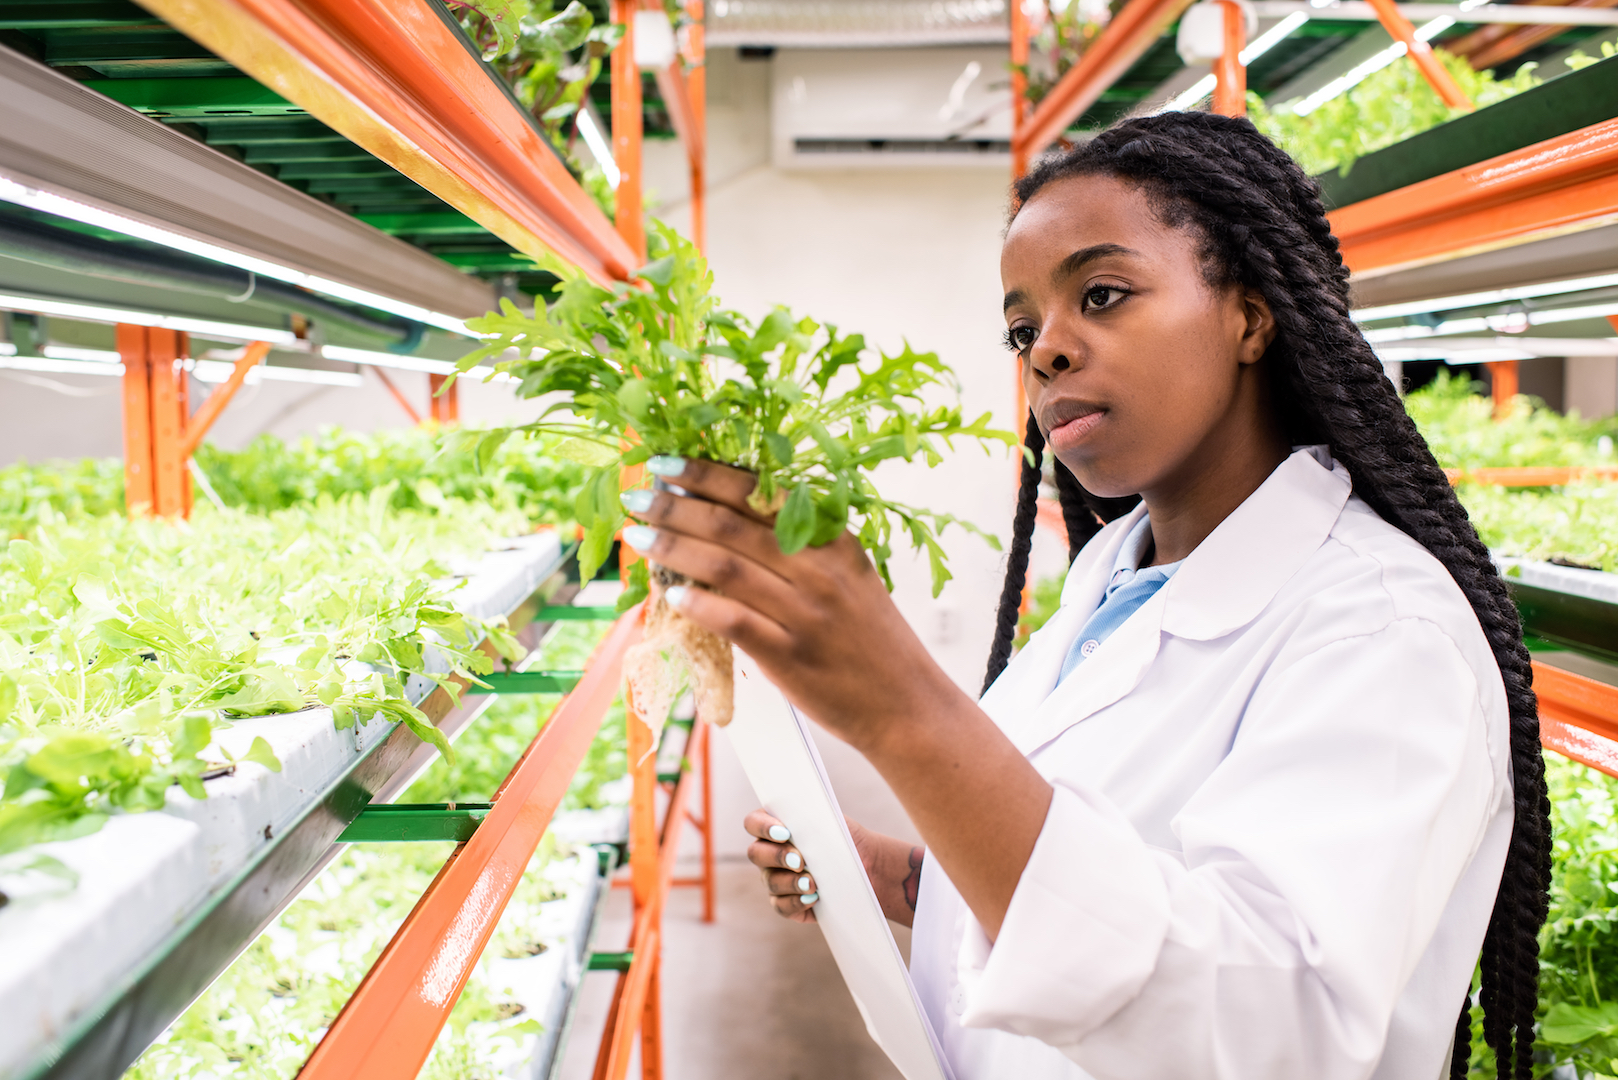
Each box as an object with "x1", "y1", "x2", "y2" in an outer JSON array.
[
  {"x1": 1053, "y1": 243, "x2": 1139, "y2": 282},
  {"x1": 1002, "y1": 288, "x2": 1029, "y2": 313}
]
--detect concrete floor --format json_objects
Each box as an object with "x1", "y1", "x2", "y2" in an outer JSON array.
[
  {"x1": 557, "y1": 669, "x2": 921, "y2": 1080},
  {"x1": 556, "y1": 859, "x2": 908, "y2": 1080}
]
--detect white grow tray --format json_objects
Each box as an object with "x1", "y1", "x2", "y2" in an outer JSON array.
[{"x1": 0, "y1": 531, "x2": 565, "y2": 1080}]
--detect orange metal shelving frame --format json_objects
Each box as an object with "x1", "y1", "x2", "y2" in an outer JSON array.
[{"x1": 119, "y1": 328, "x2": 265, "y2": 518}]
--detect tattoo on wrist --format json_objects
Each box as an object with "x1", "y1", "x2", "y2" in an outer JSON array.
[{"x1": 903, "y1": 846, "x2": 924, "y2": 913}]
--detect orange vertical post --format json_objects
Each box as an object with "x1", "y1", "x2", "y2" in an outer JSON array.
[
  {"x1": 428, "y1": 373, "x2": 459, "y2": 424},
  {"x1": 1212, "y1": 0, "x2": 1246, "y2": 117},
  {"x1": 1364, "y1": 0, "x2": 1472, "y2": 111},
  {"x1": 1010, "y1": 0, "x2": 1030, "y2": 180},
  {"x1": 1488, "y1": 360, "x2": 1519, "y2": 420},
  {"x1": 687, "y1": 0, "x2": 706, "y2": 253},
  {"x1": 697, "y1": 718, "x2": 715, "y2": 921},
  {"x1": 613, "y1": 0, "x2": 646, "y2": 263},
  {"x1": 148, "y1": 329, "x2": 188, "y2": 518},
  {"x1": 626, "y1": 692, "x2": 661, "y2": 1079},
  {"x1": 119, "y1": 324, "x2": 154, "y2": 516}
]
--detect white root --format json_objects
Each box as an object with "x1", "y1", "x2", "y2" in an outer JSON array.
[{"x1": 622, "y1": 567, "x2": 735, "y2": 736}]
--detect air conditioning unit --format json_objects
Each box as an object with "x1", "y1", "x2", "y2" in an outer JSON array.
[{"x1": 771, "y1": 47, "x2": 1012, "y2": 169}]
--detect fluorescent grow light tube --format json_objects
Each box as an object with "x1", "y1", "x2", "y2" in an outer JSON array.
[
  {"x1": 0, "y1": 292, "x2": 300, "y2": 344},
  {"x1": 322, "y1": 343, "x2": 514, "y2": 383},
  {"x1": 1354, "y1": 272, "x2": 1618, "y2": 323},
  {"x1": 1292, "y1": 16, "x2": 1451, "y2": 115},
  {"x1": 0, "y1": 352, "x2": 123, "y2": 377},
  {"x1": 1165, "y1": 11, "x2": 1312, "y2": 112},
  {"x1": 576, "y1": 110, "x2": 622, "y2": 189},
  {"x1": 1362, "y1": 303, "x2": 1618, "y2": 343},
  {"x1": 0, "y1": 176, "x2": 471, "y2": 337},
  {"x1": 191, "y1": 358, "x2": 363, "y2": 387}
]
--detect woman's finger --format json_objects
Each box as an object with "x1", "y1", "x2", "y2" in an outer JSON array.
[
  {"x1": 743, "y1": 810, "x2": 792, "y2": 843},
  {"x1": 747, "y1": 839, "x2": 806, "y2": 872},
  {"x1": 646, "y1": 456, "x2": 768, "y2": 522},
  {"x1": 621, "y1": 487, "x2": 795, "y2": 578},
  {"x1": 661, "y1": 576, "x2": 796, "y2": 660},
  {"x1": 771, "y1": 894, "x2": 818, "y2": 923},
  {"x1": 622, "y1": 525, "x2": 799, "y2": 615},
  {"x1": 762, "y1": 868, "x2": 818, "y2": 897}
]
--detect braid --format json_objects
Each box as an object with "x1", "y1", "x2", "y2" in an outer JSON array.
[
  {"x1": 1011, "y1": 111, "x2": 1551, "y2": 1078},
  {"x1": 983, "y1": 413, "x2": 1044, "y2": 694},
  {"x1": 1052, "y1": 460, "x2": 1103, "y2": 561}
]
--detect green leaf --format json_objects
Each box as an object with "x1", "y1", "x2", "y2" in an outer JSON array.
[
  {"x1": 474, "y1": 429, "x2": 512, "y2": 474},
  {"x1": 617, "y1": 378, "x2": 653, "y2": 420},
  {"x1": 774, "y1": 483, "x2": 816, "y2": 555},
  {"x1": 241, "y1": 736, "x2": 282, "y2": 774},
  {"x1": 1542, "y1": 1002, "x2": 1618, "y2": 1044},
  {"x1": 762, "y1": 432, "x2": 794, "y2": 468},
  {"x1": 554, "y1": 437, "x2": 621, "y2": 466},
  {"x1": 636, "y1": 255, "x2": 676, "y2": 287}
]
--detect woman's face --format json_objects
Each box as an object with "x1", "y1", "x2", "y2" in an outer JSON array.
[{"x1": 1000, "y1": 174, "x2": 1277, "y2": 500}]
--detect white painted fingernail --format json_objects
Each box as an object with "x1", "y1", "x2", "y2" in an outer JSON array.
[
  {"x1": 664, "y1": 585, "x2": 689, "y2": 610},
  {"x1": 647, "y1": 455, "x2": 687, "y2": 476},
  {"x1": 768, "y1": 824, "x2": 791, "y2": 843},
  {"x1": 620, "y1": 489, "x2": 653, "y2": 513},
  {"x1": 800, "y1": 892, "x2": 819, "y2": 905},
  {"x1": 797, "y1": 875, "x2": 812, "y2": 892},
  {"x1": 784, "y1": 852, "x2": 802, "y2": 870},
  {"x1": 622, "y1": 525, "x2": 658, "y2": 552}
]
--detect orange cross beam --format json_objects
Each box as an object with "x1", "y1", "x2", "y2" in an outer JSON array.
[
  {"x1": 181, "y1": 341, "x2": 269, "y2": 458},
  {"x1": 1364, "y1": 0, "x2": 1473, "y2": 111}
]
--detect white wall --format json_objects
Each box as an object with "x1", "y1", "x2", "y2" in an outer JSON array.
[{"x1": 1566, "y1": 356, "x2": 1618, "y2": 421}]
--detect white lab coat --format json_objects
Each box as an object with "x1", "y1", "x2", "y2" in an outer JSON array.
[{"x1": 909, "y1": 446, "x2": 1512, "y2": 1080}]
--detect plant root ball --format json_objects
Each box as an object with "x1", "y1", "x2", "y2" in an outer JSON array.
[{"x1": 623, "y1": 567, "x2": 735, "y2": 730}]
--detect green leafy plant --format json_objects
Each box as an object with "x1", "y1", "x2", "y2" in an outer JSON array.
[
  {"x1": 1250, "y1": 51, "x2": 1541, "y2": 177},
  {"x1": 0, "y1": 491, "x2": 532, "y2": 867},
  {"x1": 453, "y1": 223, "x2": 1013, "y2": 728}
]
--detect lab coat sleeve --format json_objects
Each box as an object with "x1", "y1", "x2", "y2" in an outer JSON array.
[{"x1": 956, "y1": 617, "x2": 1500, "y2": 1080}]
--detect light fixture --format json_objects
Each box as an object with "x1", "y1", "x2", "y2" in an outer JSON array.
[
  {"x1": 0, "y1": 176, "x2": 471, "y2": 336},
  {"x1": 1353, "y1": 271, "x2": 1618, "y2": 323},
  {"x1": 1361, "y1": 302, "x2": 1618, "y2": 343},
  {"x1": 1292, "y1": 16, "x2": 1452, "y2": 115},
  {"x1": 321, "y1": 343, "x2": 513, "y2": 383},
  {"x1": 0, "y1": 291, "x2": 301, "y2": 344},
  {"x1": 576, "y1": 110, "x2": 622, "y2": 188},
  {"x1": 1164, "y1": 11, "x2": 1311, "y2": 111},
  {"x1": 0, "y1": 351, "x2": 124, "y2": 377},
  {"x1": 191, "y1": 358, "x2": 363, "y2": 387}
]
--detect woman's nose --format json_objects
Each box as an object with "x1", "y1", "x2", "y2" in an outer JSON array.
[{"x1": 1029, "y1": 338, "x2": 1075, "y2": 381}]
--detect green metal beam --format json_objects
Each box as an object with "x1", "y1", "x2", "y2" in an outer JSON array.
[
  {"x1": 587, "y1": 951, "x2": 634, "y2": 972},
  {"x1": 358, "y1": 211, "x2": 486, "y2": 235},
  {"x1": 274, "y1": 160, "x2": 401, "y2": 179},
  {"x1": 436, "y1": 252, "x2": 542, "y2": 270},
  {"x1": 477, "y1": 670, "x2": 586, "y2": 694},
  {"x1": 302, "y1": 176, "x2": 424, "y2": 193},
  {"x1": 82, "y1": 76, "x2": 302, "y2": 115},
  {"x1": 337, "y1": 803, "x2": 492, "y2": 843},
  {"x1": 538, "y1": 605, "x2": 620, "y2": 621},
  {"x1": 0, "y1": 2, "x2": 154, "y2": 28},
  {"x1": 243, "y1": 141, "x2": 369, "y2": 164},
  {"x1": 198, "y1": 118, "x2": 338, "y2": 143}
]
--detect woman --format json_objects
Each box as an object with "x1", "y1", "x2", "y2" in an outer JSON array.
[{"x1": 618, "y1": 112, "x2": 1549, "y2": 1079}]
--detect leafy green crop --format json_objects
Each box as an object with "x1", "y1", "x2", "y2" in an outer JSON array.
[
  {"x1": 0, "y1": 491, "x2": 530, "y2": 870},
  {"x1": 1251, "y1": 51, "x2": 1541, "y2": 177},
  {"x1": 126, "y1": 619, "x2": 626, "y2": 1080},
  {"x1": 455, "y1": 222, "x2": 1014, "y2": 602}
]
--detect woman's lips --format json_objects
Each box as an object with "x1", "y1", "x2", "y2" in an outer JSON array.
[{"x1": 1046, "y1": 409, "x2": 1104, "y2": 451}]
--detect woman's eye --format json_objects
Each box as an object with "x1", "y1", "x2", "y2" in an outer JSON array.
[
  {"x1": 1004, "y1": 326, "x2": 1037, "y2": 353},
  {"x1": 1084, "y1": 286, "x2": 1127, "y2": 310}
]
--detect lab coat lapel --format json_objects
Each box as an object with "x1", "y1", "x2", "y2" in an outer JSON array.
[
  {"x1": 978, "y1": 506, "x2": 1149, "y2": 751},
  {"x1": 1014, "y1": 590, "x2": 1166, "y2": 756},
  {"x1": 1001, "y1": 447, "x2": 1352, "y2": 756}
]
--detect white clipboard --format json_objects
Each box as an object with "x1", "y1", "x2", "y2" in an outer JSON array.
[{"x1": 720, "y1": 654, "x2": 956, "y2": 1080}]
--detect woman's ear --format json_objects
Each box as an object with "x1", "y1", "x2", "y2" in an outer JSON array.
[{"x1": 1238, "y1": 289, "x2": 1278, "y2": 366}]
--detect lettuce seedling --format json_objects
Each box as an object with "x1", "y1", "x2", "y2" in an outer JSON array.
[{"x1": 452, "y1": 223, "x2": 1014, "y2": 725}]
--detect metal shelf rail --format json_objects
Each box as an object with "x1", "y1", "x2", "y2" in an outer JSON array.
[{"x1": 14, "y1": 539, "x2": 574, "y2": 1080}]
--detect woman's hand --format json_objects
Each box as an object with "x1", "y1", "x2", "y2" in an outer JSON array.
[
  {"x1": 744, "y1": 809, "x2": 924, "y2": 928},
  {"x1": 624, "y1": 456, "x2": 1053, "y2": 940},
  {"x1": 619, "y1": 456, "x2": 959, "y2": 759}
]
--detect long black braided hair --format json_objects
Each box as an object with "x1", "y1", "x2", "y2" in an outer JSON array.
[{"x1": 980, "y1": 111, "x2": 1550, "y2": 1079}]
